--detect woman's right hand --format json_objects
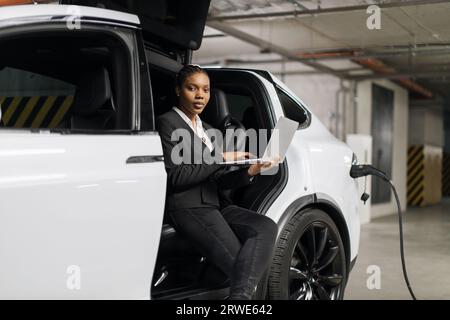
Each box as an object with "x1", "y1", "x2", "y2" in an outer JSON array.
[
  {"x1": 247, "y1": 157, "x2": 280, "y2": 176},
  {"x1": 222, "y1": 151, "x2": 255, "y2": 162}
]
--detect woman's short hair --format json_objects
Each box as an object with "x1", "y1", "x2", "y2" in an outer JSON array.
[{"x1": 175, "y1": 64, "x2": 208, "y2": 88}]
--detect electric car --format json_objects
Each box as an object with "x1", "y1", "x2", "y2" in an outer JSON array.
[{"x1": 0, "y1": 1, "x2": 360, "y2": 300}]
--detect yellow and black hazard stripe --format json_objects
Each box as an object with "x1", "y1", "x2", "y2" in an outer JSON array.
[
  {"x1": 0, "y1": 95, "x2": 74, "y2": 129},
  {"x1": 442, "y1": 152, "x2": 450, "y2": 197},
  {"x1": 407, "y1": 145, "x2": 425, "y2": 206}
]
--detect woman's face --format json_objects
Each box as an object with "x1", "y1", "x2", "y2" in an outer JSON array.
[{"x1": 177, "y1": 72, "x2": 210, "y2": 117}]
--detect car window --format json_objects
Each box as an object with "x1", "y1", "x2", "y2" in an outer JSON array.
[
  {"x1": 0, "y1": 67, "x2": 76, "y2": 129},
  {"x1": 0, "y1": 29, "x2": 133, "y2": 132},
  {"x1": 276, "y1": 88, "x2": 309, "y2": 128}
]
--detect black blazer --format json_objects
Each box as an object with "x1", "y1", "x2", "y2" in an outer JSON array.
[{"x1": 156, "y1": 109, "x2": 254, "y2": 211}]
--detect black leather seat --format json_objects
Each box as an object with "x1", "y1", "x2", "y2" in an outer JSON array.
[
  {"x1": 202, "y1": 89, "x2": 231, "y2": 129},
  {"x1": 69, "y1": 67, "x2": 116, "y2": 130},
  {"x1": 202, "y1": 89, "x2": 246, "y2": 152}
]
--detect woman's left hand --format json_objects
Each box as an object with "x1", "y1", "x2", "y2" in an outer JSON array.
[
  {"x1": 222, "y1": 151, "x2": 255, "y2": 162},
  {"x1": 247, "y1": 157, "x2": 280, "y2": 176}
]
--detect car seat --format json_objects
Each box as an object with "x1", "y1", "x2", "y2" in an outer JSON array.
[
  {"x1": 69, "y1": 67, "x2": 116, "y2": 130},
  {"x1": 202, "y1": 88, "x2": 246, "y2": 152}
]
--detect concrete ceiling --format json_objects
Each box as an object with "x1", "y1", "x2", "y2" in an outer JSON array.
[{"x1": 195, "y1": 0, "x2": 450, "y2": 99}]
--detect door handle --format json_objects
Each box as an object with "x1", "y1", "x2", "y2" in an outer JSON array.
[{"x1": 126, "y1": 155, "x2": 164, "y2": 164}]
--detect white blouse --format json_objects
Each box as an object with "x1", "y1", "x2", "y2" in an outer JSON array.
[{"x1": 172, "y1": 106, "x2": 214, "y2": 152}]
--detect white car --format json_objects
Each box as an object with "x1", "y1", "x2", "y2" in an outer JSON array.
[{"x1": 0, "y1": 1, "x2": 360, "y2": 300}]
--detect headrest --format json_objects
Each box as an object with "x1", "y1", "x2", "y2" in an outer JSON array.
[
  {"x1": 201, "y1": 89, "x2": 230, "y2": 128},
  {"x1": 71, "y1": 67, "x2": 112, "y2": 116}
]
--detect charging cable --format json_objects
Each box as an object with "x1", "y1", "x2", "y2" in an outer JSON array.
[{"x1": 350, "y1": 164, "x2": 417, "y2": 300}]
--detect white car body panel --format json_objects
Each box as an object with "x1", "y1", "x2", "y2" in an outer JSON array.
[
  {"x1": 0, "y1": 132, "x2": 166, "y2": 299},
  {"x1": 0, "y1": 4, "x2": 140, "y2": 27},
  {"x1": 0, "y1": 4, "x2": 361, "y2": 298}
]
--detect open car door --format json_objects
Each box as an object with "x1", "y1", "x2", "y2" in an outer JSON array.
[{"x1": 60, "y1": 0, "x2": 211, "y2": 50}]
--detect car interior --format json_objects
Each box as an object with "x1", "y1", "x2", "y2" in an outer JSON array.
[
  {"x1": 147, "y1": 55, "x2": 286, "y2": 299},
  {"x1": 0, "y1": 30, "x2": 132, "y2": 131}
]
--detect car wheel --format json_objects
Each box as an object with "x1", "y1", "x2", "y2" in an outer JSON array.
[{"x1": 268, "y1": 208, "x2": 347, "y2": 300}]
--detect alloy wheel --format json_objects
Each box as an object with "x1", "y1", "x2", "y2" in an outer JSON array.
[{"x1": 288, "y1": 222, "x2": 345, "y2": 300}]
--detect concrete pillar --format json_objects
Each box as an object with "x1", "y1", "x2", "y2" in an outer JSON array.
[{"x1": 408, "y1": 107, "x2": 444, "y2": 206}]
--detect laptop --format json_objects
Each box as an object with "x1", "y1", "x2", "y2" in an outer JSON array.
[{"x1": 219, "y1": 116, "x2": 299, "y2": 165}]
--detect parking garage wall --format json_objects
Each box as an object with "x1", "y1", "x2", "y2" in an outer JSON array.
[{"x1": 356, "y1": 80, "x2": 408, "y2": 218}]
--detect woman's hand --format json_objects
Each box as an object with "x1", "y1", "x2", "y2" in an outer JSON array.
[
  {"x1": 247, "y1": 157, "x2": 281, "y2": 177},
  {"x1": 222, "y1": 151, "x2": 255, "y2": 162}
]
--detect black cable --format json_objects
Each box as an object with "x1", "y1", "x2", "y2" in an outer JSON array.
[
  {"x1": 350, "y1": 164, "x2": 417, "y2": 300},
  {"x1": 388, "y1": 179, "x2": 417, "y2": 300}
]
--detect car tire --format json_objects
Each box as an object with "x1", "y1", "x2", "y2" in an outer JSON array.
[{"x1": 268, "y1": 208, "x2": 347, "y2": 300}]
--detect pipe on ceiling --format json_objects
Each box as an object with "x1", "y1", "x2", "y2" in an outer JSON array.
[
  {"x1": 354, "y1": 58, "x2": 433, "y2": 98},
  {"x1": 208, "y1": 0, "x2": 450, "y2": 21}
]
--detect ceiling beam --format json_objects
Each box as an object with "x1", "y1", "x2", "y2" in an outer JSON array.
[
  {"x1": 292, "y1": 42, "x2": 450, "y2": 52},
  {"x1": 223, "y1": 57, "x2": 369, "y2": 73},
  {"x1": 353, "y1": 58, "x2": 434, "y2": 97},
  {"x1": 289, "y1": 47, "x2": 450, "y2": 61},
  {"x1": 349, "y1": 70, "x2": 450, "y2": 80},
  {"x1": 208, "y1": 0, "x2": 450, "y2": 21},
  {"x1": 411, "y1": 98, "x2": 444, "y2": 107},
  {"x1": 206, "y1": 20, "x2": 347, "y2": 78},
  {"x1": 285, "y1": 0, "x2": 309, "y2": 11},
  {"x1": 269, "y1": 69, "x2": 364, "y2": 76}
]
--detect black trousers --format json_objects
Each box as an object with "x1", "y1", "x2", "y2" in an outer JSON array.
[{"x1": 168, "y1": 205, "x2": 278, "y2": 300}]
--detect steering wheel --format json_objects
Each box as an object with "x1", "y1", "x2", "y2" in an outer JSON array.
[
  {"x1": 220, "y1": 114, "x2": 246, "y2": 132},
  {"x1": 219, "y1": 115, "x2": 247, "y2": 152}
]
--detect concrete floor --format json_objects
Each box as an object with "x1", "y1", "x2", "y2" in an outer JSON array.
[{"x1": 345, "y1": 199, "x2": 450, "y2": 300}]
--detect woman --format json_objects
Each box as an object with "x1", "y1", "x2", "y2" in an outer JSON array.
[{"x1": 156, "y1": 65, "x2": 278, "y2": 300}]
